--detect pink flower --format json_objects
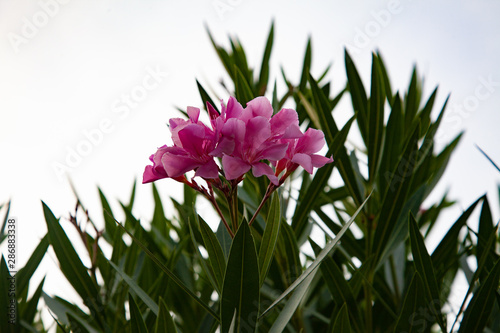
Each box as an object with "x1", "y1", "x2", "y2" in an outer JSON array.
[
  {"x1": 275, "y1": 128, "x2": 333, "y2": 177},
  {"x1": 143, "y1": 107, "x2": 219, "y2": 184},
  {"x1": 210, "y1": 97, "x2": 302, "y2": 185}
]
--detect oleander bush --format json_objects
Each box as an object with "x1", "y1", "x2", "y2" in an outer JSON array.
[{"x1": 1, "y1": 22, "x2": 499, "y2": 333}]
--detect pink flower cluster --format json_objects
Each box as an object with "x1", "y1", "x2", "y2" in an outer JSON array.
[{"x1": 143, "y1": 96, "x2": 332, "y2": 186}]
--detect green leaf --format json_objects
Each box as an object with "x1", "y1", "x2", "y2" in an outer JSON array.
[
  {"x1": 373, "y1": 125, "x2": 419, "y2": 265},
  {"x1": 299, "y1": 38, "x2": 312, "y2": 91},
  {"x1": 258, "y1": 193, "x2": 281, "y2": 286},
  {"x1": 404, "y1": 67, "x2": 422, "y2": 130},
  {"x1": 217, "y1": 221, "x2": 233, "y2": 260},
  {"x1": 310, "y1": 239, "x2": 362, "y2": 332},
  {"x1": 98, "y1": 187, "x2": 117, "y2": 242},
  {"x1": 268, "y1": 270, "x2": 316, "y2": 333},
  {"x1": 260, "y1": 194, "x2": 370, "y2": 319},
  {"x1": 331, "y1": 303, "x2": 352, "y2": 333},
  {"x1": 129, "y1": 293, "x2": 149, "y2": 333},
  {"x1": 198, "y1": 215, "x2": 227, "y2": 292},
  {"x1": 16, "y1": 234, "x2": 49, "y2": 295},
  {"x1": 155, "y1": 297, "x2": 178, "y2": 333},
  {"x1": 257, "y1": 21, "x2": 274, "y2": 95},
  {"x1": 109, "y1": 261, "x2": 159, "y2": 316},
  {"x1": 345, "y1": 49, "x2": 368, "y2": 142},
  {"x1": 431, "y1": 196, "x2": 481, "y2": 279},
  {"x1": 42, "y1": 201, "x2": 104, "y2": 325},
  {"x1": 234, "y1": 66, "x2": 254, "y2": 105},
  {"x1": 408, "y1": 214, "x2": 446, "y2": 331},
  {"x1": 114, "y1": 218, "x2": 219, "y2": 322},
  {"x1": 477, "y1": 196, "x2": 496, "y2": 278},
  {"x1": 393, "y1": 272, "x2": 427, "y2": 333},
  {"x1": 197, "y1": 79, "x2": 219, "y2": 113},
  {"x1": 458, "y1": 259, "x2": 500, "y2": 333},
  {"x1": 67, "y1": 313, "x2": 91, "y2": 333},
  {"x1": 20, "y1": 276, "x2": 45, "y2": 327},
  {"x1": 367, "y1": 52, "x2": 385, "y2": 181},
  {"x1": 221, "y1": 220, "x2": 260, "y2": 333}
]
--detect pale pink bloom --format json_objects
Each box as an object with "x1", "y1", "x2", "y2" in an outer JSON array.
[
  {"x1": 143, "y1": 107, "x2": 219, "y2": 184},
  {"x1": 275, "y1": 128, "x2": 333, "y2": 176},
  {"x1": 210, "y1": 97, "x2": 302, "y2": 185}
]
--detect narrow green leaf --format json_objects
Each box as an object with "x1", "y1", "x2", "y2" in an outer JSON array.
[
  {"x1": 189, "y1": 217, "x2": 220, "y2": 293},
  {"x1": 257, "y1": 21, "x2": 274, "y2": 95},
  {"x1": 258, "y1": 193, "x2": 281, "y2": 286},
  {"x1": 431, "y1": 197, "x2": 482, "y2": 279},
  {"x1": 373, "y1": 125, "x2": 419, "y2": 264},
  {"x1": 155, "y1": 297, "x2": 178, "y2": 333},
  {"x1": 393, "y1": 272, "x2": 427, "y2": 333},
  {"x1": 234, "y1": 66, "x2": 254, "y2": 105},
  {"x1": 113, "y1": 218, "x2": 219, "y2": 322},
  {"x1": 376, "y1": 52, "x2": 393, "y2": 103},
  {"x1": 458, "y1": 259, "x2": 500, "y2": 333},
  {"x1": 331, "y1": 303, "x2": 352, "y2": 333},
  {"x1": 221, "y1": 221, "x2": 260, "y2": 333},
  {"x1": 367, "y1": 52, "x2": 385, "y2": 180},
  {"x1": 409, "y1": 214, "x2": 446, "y2": 331},
  {"x1": 299, "y1": 38, "x2": 312, "y2": 91},
  {"x1": 216, "y1": 221, "x2": 233, "y2": 260},
  {"x1": 268, "y1": 270, "x2": 316, "y2": 333},
  {"x1": 261, "y1": 194, "x2": 370, "y2": 319},
  {"x1": 378, "y1": 93, "x2": 403, "y2": 193},
  {"x1": 20, "y1": 277, "x2": 45, "y2": 327},
  {"x1": 404, "y1": 67, "x2": 422, "y2": 130},
  {"x1": 310, "y1": 239, "x2": 362, "y2": 332},
  {"x1": 129, "y1": 293, "x2": 149, "y2": 333},
  {"x1": 198, "y1": 215, "x2": 227, "y2": 292},
  {"x1": 345, "y1": 49, "x2": 368, "y2": 142},
  {"x1": 477, "y1": 197, "x2": 496, "y2": 278},
  {"x1": 42, "y1": 201, "x2": 103, "y2": 324},
  {"x1": 109, "y1": 261, "x2": 159, "y2": 316},
  {"x1": 42, "y1": 293, "x2": 100, "y2": 332},
  {"x1": 98, "y1": 187, "x2": 117, "y2": 242},
  {"x1": 67, "y1": 313, "x2": 91, "y2": 333},
  {"x1": 197, "y1": 79, "x2": 219, "y2": 113},
  {"x1": 16, "y1": 234, "x2": 49, "y2": 295}
]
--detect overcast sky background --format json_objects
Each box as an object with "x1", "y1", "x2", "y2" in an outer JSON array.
[{"x1": 1, "y1": 0, "x2": 500, "y2": 328}]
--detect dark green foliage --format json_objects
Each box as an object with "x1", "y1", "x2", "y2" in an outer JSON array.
[{"x1": 8, "y1": 22, "x2": 499, "y2": 332}]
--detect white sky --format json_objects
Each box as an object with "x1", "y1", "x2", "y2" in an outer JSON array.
[{"x1": 1, "y1": 0, "x2": 500, "y2": 328}]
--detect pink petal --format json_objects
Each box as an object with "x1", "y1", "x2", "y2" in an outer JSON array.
[
  {"x1": 311, "y1": 154, "x2": 333, "y2": 168},
  {"x1": 207, "y1": 102, "x2": 219, "y2": 121},
  {"x1": 244, "y1": 116, "x2": 271, "y2": 153},
  {"x1": 291, "y1": 153, "x2": 313, "y2": 174},
  {"x1": 143, "y1": 165, "x2": 166, "y2": 183},
  {"x1": 222, "y1": 155, "x2": 251, "y2": 180},
  {"x1": 296, "y1": 128, "x2": 327, "y2": 154},
  {"x1": 270, "y1": 108, "x2": 302, "y2": 138},
  {"x1": 259, "y1": 142, "x2": 289, "y2": 161},
  {"x1": 195, "y1": 159, "x2": 219, "y2": 179},
  {"x1": 252, "y1": 162, "x2": 279, "y2": 185},
  {"x1": 225, "y1": 96, "x2": 244, "y2": 119},
  {"x1": 187, "y1": 106, "x2": 200, "y2": 123},
  {"x1": 178, "y1": 124, "x2": 206, "y2": 156},
  {"x1": 246, "y1": 96, "x2": 273, "y2": 119},
  {"x1": 210, "y1": 137, "x2": 235, "y2": 157},
  {"x1": 162, "y1": 152, "x2": 200, "y2": 178}
]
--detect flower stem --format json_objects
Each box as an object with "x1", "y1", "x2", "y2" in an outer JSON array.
[
  {"x1": 248, "y1": 184, "x2": 276, "y2": 226},
  {"x1": 205, "y1": 182, "x2": 234, "y2": 238}
]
